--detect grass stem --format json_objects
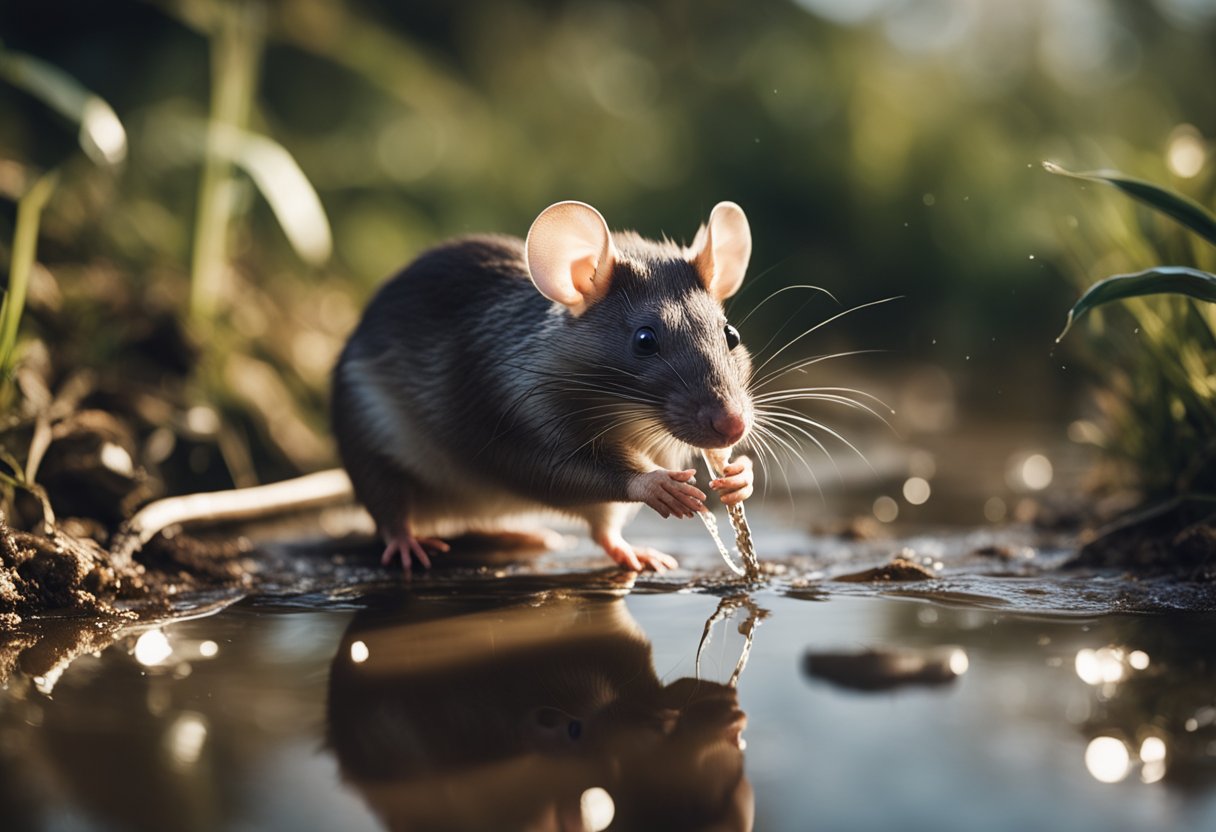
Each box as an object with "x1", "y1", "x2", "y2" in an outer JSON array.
[{"x1": 0, "y1": 170, "x2": 60, "y2": 410}]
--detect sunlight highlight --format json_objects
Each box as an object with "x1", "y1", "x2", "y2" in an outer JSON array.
[
  {"x1": 1021, "y1": 455, "x2": 1053, "y2": 490},
  {"x1": 1140, "y1": 736, "x2": 1167, "y2": 784},
  {"x1": 1166, "y1": 124, "x2": 1206, "y2": 178},
  {"x1": 1074, "y1": 647, "x2": 1126, "y2": 685},
  {"x1": 135, "y1": 630, "x2": 173, "y2": 666},
  {"x1": 167, "y1": 712, "x2": 208, "y2": 767},
  {"x1": 902, "y1": 477, "x2": 931, "y2": 505},
  {"x1": 983, "y1": 497, "x2": 1006, "y2": 522},
  {"x1": 1085, "y1": 736, "x2": 1130, "y2": 784},
  {"x1": 580, "y1": 787, "x2": 616, "y2": 832},
  {"x1": 873, "y1": 495, "x2": 899, "y2": 522}
]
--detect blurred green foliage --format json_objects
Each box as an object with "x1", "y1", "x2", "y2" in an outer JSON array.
[
  {"x1": 0, "y1": 0, "x2": 1214, "y2": 490},
  {"x1": 1048, "y1": 166, "x2": 1216, "y2": 497}
]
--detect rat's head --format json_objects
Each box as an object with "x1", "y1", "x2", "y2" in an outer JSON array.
[{"x1": 525, "y1": 200, "x2": 754, "y2": 451}]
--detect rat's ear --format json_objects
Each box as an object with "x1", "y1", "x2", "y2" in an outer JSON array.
[
  {"x1": 525, "y1": 201, "x2": 616, "y2": 315},
  {"x1": 689, "y1": 201, "x2": 752, "y2": 301}
]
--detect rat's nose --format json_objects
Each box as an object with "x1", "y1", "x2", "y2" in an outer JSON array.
[{"x1": 711, "y1": 409, "x2": 747, "y2": 445}]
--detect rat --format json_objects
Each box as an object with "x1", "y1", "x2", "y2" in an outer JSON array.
[{"x1": 329, "y1": 200, "x2": 757, "y2": 572}]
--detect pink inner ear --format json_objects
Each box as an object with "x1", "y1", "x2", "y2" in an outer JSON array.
[
  {"x1": 525, "y1": 201, "x2": 616, "y2": 313},
  {"x1": 569, "y1": 253, "x2": 600, "y2": 297},
  {"x1": 696, "y1": 202, "x2": 751, "y2": 301}
]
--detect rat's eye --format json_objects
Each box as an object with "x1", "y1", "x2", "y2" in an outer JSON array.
[
  {"x1": 632, "y1": 326, "x2": 659, "y2": 357},
  {"x1": 724, "y1": 324, "x2": 741, "y2": 350}
]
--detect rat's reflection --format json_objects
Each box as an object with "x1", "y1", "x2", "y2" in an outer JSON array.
[{"x1": 326, "y1": 593, "x2": 754, "y2": 832}]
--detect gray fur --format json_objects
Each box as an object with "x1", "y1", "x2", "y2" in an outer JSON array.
[{"x1": 331, "y1": 230, "x2": 753, "y2": 546}]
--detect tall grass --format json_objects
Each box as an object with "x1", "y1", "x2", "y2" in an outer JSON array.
[
  {"x1": 190, "y1": 1, "x2": 264, "y2": 326},
  {"x1": 1048, "y1": 163, "x2": 1216, "y2": 497},
  {"x1": 0, "y1": 172, "x2": 58, "y2": 406},
  {"x1": 0, "y1": 46, "x2": 128, "y2": 410}
]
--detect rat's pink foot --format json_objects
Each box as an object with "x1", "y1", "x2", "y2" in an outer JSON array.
[
  {"x1": 381, "y1": 531, "x2": 450, "y2": 571},
  {"x1": 594, "y1": 529, "x2": 679, "y2": 573},
  {"x1": 709, "y1": 455, "x2": 754, "y2": 506}
]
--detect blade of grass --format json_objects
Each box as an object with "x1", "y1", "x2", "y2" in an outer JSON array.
[
  {"x1": 0, "y1": 47, "x2": 127, "y2": 165},
  {"x1": 191, "y1": 1, "x2": 264, "y2": 326},
  {"x1": 1043, "y1": 162, "x2": 1216, "y2": 247},
  {"x1": 1057, "y1": 266, "x2": 1216, "y2": 341},
  {"x1": 0, "y1": 171, "x2": 60, "y2": 407}
]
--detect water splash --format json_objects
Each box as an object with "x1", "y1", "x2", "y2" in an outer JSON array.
[{"x1": 702, "y1": 450, "x2": 761, "y2": 579}]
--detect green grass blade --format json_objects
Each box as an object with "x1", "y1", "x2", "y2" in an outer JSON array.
[
  {"x1": 1042, "y1": 162, "x2": 1216, "y2": 247},
  {"x1": 1058, "y1": 266, "x2": 1216, "y2": 341},
  {"x1": 0, "y1": 172, "x2": 60, "y2": 394},
  {"x1": 222, "y1": 126, "x2": 332, "y2": 265},
  {"x1": 0, "y1": 48, "x2": 127, "y2": 165}
]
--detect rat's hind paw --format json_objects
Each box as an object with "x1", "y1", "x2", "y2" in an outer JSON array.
[
  {"x1": 595, "y1": 529, "x2": 679, "y2": 573},
  {"x1": 381, "y1": 533, "x2": 451, "y2": 572},
  {"x1": 635, "y1": 547, "x2": 679, "y2": 572},
  {"x1": 627, "y1": 468, "x2": 707, "y2": 519}
]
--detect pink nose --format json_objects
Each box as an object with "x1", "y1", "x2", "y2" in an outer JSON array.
[{"x1": 712, "y1": 410, "x2": 747, "y2": 445}]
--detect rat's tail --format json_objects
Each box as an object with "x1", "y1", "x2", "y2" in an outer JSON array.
[{"x1": 111, "y1": 468, "x2": 353, "y2": 565}]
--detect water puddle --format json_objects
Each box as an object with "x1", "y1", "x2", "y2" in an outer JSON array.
[{"x1": 2, "y1": 510, "x2": 1215, "y2": 830}]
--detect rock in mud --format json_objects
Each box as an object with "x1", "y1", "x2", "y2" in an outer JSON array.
[{"x1": 833, "y1": 554, "x2": 936, "y2": 583}]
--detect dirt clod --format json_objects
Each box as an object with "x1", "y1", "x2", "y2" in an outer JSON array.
[{"x1": 834, "y1": 555, "x2": 937, "y2": 583}]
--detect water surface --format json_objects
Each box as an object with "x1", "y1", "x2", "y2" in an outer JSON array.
[{"x1": 2, "y1": 506, "x2": 1214, "y2": 831}]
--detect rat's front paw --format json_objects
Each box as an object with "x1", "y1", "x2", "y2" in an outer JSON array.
[
  {"x1": 627, "y1": 469, "x2": 707, "y2": 519},
  {"x1": 709, "y1": 455, "x2": 754, "y2": 506}
]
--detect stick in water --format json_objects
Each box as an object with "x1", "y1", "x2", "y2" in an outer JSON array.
[{"x1": 701, "y1": 448, "x2": 761, "y2": 580}]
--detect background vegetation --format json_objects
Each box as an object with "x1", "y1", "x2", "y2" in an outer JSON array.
[{"x1": 1, "y1": 0, "x2": 1214, "y2": 521}]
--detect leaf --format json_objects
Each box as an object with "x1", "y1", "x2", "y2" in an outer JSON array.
[
  {"x1": 1042, "y1": 162, "x2": 1216, "y2": 247},
  {"x1": 0, "y1": 48, "x2": 127, "y2": 165},
  {"x1": 1058, "y1": 266, "x2": 1216, "y2": 341},
  {"x1": 0, "y1": 171, "x2": 59, "y2": 383},
  {"x1": 155, "y1": 115, "x2": 333, "y2": 265},
  {"x1": 216, "y1": 125, "x2": 333, "y2": 265}
]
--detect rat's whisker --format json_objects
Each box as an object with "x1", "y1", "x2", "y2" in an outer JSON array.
[
  {"x1": 750, "y1": 349, "x2": 889, "y2": 392},
  {"x1": 723, "y1": 255, "x2": 793, "y2": 315},
  {"x1": 754, "y1": 394, "x2": 897, "y2": 433},
  {"x1": 734, "y1": 283, "x2": 839, "y2": 328},
  {"x1": 753, "y1": 419, "x2": 823, "y2": 504},
  {"x1": 753, "y1": 385, "x2": 894, "y2": 412},
  {"x1": 761, "y1": 410, "x2": 875, "y2": 475},
  {"x1": 749, "y1": 423, "x2": 796, "y2": 504},
  {"x1": 559, "y1": 410, "x2": 660, "y2": 465},
  {"x1": 657, "y1": 355, "x2": 692, "y2": 391},
  {"x1": 750, "y1": 296, "x2": 902, "y2": 380},
  {"x1": 755, "y1": 409, "x2": 841, "y2": 482},
  {"x1": 742, "y1": 427, "x2": 779, "y2": 500}
]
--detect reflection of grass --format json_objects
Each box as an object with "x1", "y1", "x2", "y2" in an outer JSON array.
[{"x1": 1050, "y1": 166, "x2": 1216, "y2": 497}]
